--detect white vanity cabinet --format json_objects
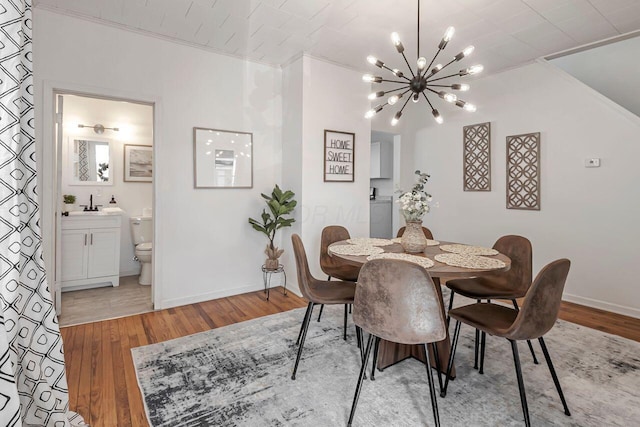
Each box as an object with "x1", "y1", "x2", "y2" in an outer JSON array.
[{"x1": 61, "y1": 215, "x2": 121, "y2": 291}]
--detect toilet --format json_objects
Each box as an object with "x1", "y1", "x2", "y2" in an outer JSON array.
[{"x1": 130, "y1": 215, "x2": 152, "y2": 285}]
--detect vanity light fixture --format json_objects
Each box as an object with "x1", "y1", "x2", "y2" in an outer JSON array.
[
  {"x1": 78, "y1": 123, "x2": 120, "y2": 134},
  {"x1": 363, "y1": 0, "x2": 483, "y2": 126}
]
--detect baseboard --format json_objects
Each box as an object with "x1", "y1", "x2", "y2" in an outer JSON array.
[
  {"x1": 159, "y1": 283, "x2": 265, "y2": 309},
  {"x1": 563, "y1": 293, "x2": 640, "y2": 319}
]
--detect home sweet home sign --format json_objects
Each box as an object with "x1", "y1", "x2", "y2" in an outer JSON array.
[{"x1": 324, "y1": 129, "x2": 355, "y2": 182}]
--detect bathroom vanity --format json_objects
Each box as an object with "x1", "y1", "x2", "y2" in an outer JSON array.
[{"x1": 61, "y1": 214, "x2": 121, "y2": 291}]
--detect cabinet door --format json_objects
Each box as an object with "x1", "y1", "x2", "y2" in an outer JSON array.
[
  {"x1": 61, "y1": 229, "x2": 89, "y2": 281},
  {"x1": 88, "y1": 228, "x2": 120, "y2": 278}
]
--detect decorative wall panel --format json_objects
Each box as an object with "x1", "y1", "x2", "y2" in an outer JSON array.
[
  {"x1": 463, "y1": 122, "x2": 491, "y2": 191},
  {"x1": 506, "y1": 132, "x2": 541, "y2": 210}
]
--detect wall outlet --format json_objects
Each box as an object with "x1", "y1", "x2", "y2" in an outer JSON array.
[{"x1": 585, "y1": 158, "x2": 600, "y2": 168}]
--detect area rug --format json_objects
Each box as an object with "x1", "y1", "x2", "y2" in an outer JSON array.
[{"x1": 132, "y1": 303, "x2": 640, "y2": 426}]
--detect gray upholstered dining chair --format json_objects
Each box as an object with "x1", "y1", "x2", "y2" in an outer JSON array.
[
  {"x1": 315, "y1": 225, "x2": 362, "y2": 339},
  {"x1": 445, "y1": 235, "x2": 538, "y2": 371},
  {"x1": 290, "y1": 234, "x2": 356, "y2": 380},
  {"x1": 348, "y1": 259, "x2": 446, "y2": 427},
  {"x1": 443, "y1": 259, "x2": 572, "y2": 427}
]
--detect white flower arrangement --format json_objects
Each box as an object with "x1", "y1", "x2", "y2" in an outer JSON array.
[{"x1": 396, "y1": 170, "x2": 432, "y2": 222}]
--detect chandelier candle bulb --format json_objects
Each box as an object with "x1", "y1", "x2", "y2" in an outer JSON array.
[
  {"x1": 387, "y1": 94, "x2": 401, "y2": 105},
  {"x1": 417, "y1": 57, "x2": 427, "y2": 70},
  {"x1": 392, "y1": 68, "x2": 404, "y2": 77},
  {"x1": 367, "y1": 55, "x2": 384, "y2": 68},
  {"x1": 391, "y1": 32, "x2": 404, "y2": 53},
  {"x1": 412, "y1": 93, "x2": 420, "y2": 103},
  {"x1": 452, "y1": 83, "x2": 470, "y2": 91},
  {"x1": 455, "y1": 45, "x2": 475, "y2": 61},
  {"x1": 362, "y1": 74, "x2": 383, "y2": 83},
  {"x1": 432, "y1": 109, "x2": 443, "y2": 124},
  {"x1": 368, "y1": 91, "x2": 385, "y2": 100},
  {"x1": 438, "y1": 91, "x2": 457, "y2": 103},
  {"x1": 439, "y1": 26, "x2": 455, "y2": 49},
  {"x1": 468, "y1": 64, "x2": 484, "y2": 74},
  {"x1": 391, "y1": 111, "x2": 402, "y2": 126}
]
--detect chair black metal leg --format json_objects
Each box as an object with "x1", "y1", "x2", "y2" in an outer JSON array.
[
  {"x1": 424, "y1": 343, "x2": 441, "y2": 427},
  {"x1": 510, "y1": 340, "x2": 531, "y2": 427},
  {"x1": 539, "y1": 337, "x2": 571, "y2": 416},
  {"x1": 356, "y1": 325, "x2": 362, "y2": 350},
  {"x1": 512, "y1": 300, "x2": 539, "y2": 365},
  {"x1": 348, "y1": 334, "x2": 374, "y2": 427},
  {"x1": 349, "y1": 304, "x2": 352, "y2": 314},
  {"x1": 317, "y1": 304, "x2": 325, "y2": 322},
  {"x1": 371, "y1": 336, "x2": 381, "y2": 380},
  {"x1": 292, "y1": 302, "x2": 314, "y2": 380},
  {"x1": 473, "y1": 328, "x2": 480, "y2": 369},
  {"x1": 343, "y1": 304, "x2": 348, "y2": 340},
  {"x1": 479, "y1": 331, "x2": 487, "y2": 374},
  {"x1": 446, "y1": 290, "x2": 455, "y2": 327},
  {"x1": 430, "y1": 342, "x2": 444, "y2": 395},
  {"x1": 442, "y1": 320, "x2": 461, "y2": 397},
  {"x1": 296, "y1": 302, "x2": 312, "y2": 345}
]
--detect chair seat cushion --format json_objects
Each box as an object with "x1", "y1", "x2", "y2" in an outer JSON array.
[
  {"x1": 311, "y1": 280, "x2": 356, "y2": 305},
  {"x1": 448, "y1": 303, "x2": 518, "y2": 337},
  {"x1": 446, "y1": 277, "x2": 525, "y2": 300}
]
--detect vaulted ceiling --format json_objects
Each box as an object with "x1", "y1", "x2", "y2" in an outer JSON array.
[{"x1": 33, "y1": 0, "x2": 640, "y2": 74}]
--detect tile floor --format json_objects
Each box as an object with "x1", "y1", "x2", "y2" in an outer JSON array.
[{"x1": 58, "y1": 275, "x2": 153, "y2": 327}]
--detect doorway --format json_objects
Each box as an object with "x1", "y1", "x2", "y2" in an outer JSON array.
[
  {"x1": 370, "y1": 130, "x2": 402, "y2": 238},
  {"x1": 53, "y1": 92, "x2": 155, "y2": 326}
]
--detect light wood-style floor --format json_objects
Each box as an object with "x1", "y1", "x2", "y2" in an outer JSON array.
[
  {"x1": 59, "y1": 287, "x2": 640, "y2": 427},
  {"x1": 59, "y1": 276, "x2": 153, "y2": 327}
]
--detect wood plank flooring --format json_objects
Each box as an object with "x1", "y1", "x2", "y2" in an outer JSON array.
[{"x1": 60, "y1": 288, "x2": 640, "y2": 427}]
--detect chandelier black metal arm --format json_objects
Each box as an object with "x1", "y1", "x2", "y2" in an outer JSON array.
[{"x1": 363, "y1": 0, "x2": 483, "y2": 126}]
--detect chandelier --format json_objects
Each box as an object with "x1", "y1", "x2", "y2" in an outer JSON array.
[{"x1": 363, "y1": 0, "x2": 483, "y2": 126}]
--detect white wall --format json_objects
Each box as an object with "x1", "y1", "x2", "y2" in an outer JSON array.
[
  {"x1": 403, "y1": 61, "x2": 640, "y2": 317},
  {"x1": 61, "y1": 95, "x2": 153, "y2": 276},
  {"x1": 34, "y1": 10, "x2": 282, "y2": 308},
  {"x1": 550, "y1": 36, "x2": 640, "y2": 118},
  {"x1": 280, "y1": 56, "x2": 371, "y2": 289}
]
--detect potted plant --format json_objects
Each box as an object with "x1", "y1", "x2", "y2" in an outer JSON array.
[
  {"x1": 63, "y1": 194, "x2": 76, "y2": 213},
  {"x1": 248, "y1": 185, "x2": 296, "y2": 270}
]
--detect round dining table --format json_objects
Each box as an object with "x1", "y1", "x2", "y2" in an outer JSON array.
[{"x1": 329, "y1": 239, "x2": 511, "y2": 377}]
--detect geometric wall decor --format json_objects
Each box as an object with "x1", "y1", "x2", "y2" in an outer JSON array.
[
  {"x1": 463, "y1": 122, "x2": 491, "y2": 191},
  {"x1": 506, "y1": 132, "x2": 541, "y2": 210}
]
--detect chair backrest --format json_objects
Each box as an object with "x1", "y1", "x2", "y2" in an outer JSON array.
[
  {"x1": 488, "y1": 235, "x2": 533, "y2": 295},
  {"x1": 505, "y1": 259, "x2": 571, "y2": 341},
  {"x1": 320, "y1": 225, "x2": 352, "y2": 271},
  {"x1": 353, "y1": 259, "x2": 447, "y2": 345},
  {"x1": 396, "y1": 226, "x2": 434, "y2": 240},
  {"x1": 291, "y1": 234, "x2": 318, "y2": 301}
]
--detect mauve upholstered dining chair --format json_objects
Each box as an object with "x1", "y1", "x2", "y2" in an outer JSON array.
[
  {"x1": 348, "y1": 259, "x2": 447, "y2": 427},
  {"x1": 443, "y1": 259, "x2": 572, "y2": 427},
  {"x1": 445, "y1": 235, "x2": 538, "y2": 371},
  {"x1": 315, "y1": 225, "x2": 362, "y2": 339},
  {"x1": 290, "y1": 234, "x2": 356, "y2": 380}
]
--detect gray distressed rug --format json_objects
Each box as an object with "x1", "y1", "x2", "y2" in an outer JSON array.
[{"x1": 132, "y1": 303, "x2": 639, "y2": 426}]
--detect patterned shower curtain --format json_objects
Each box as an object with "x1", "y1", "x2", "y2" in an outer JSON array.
[{"x1": 0, "y1": 1, "x2": 82, "y2": 425}]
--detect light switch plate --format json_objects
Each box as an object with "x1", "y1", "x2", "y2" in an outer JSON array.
[{"x1": 585, "y1": 158, "x2": 600, "y2": 168}]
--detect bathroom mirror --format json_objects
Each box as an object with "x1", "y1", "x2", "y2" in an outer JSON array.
[
  {"x1": 193, "y1": 127, "x2": 253, "y2": 188},
  {"x1": 69, "y1": 138, "x2": 113, "y2": 185}
]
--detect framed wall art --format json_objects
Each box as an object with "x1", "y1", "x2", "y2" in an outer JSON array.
[
  {"x1": 463, "y1": 122, "x2": 491, "y2": 191},
  {"x1": 506, "y1": 132, "x2": 540, "y2": 210},
  {"x1": 123, "y1": 145, "x2": 152, "y2": 182},
  {"x1": 324, "y1": 129, "x2": 355, "y2": 182},
  {"x1": 193, "y1": 127, "x2": 253, "y2": 188}
]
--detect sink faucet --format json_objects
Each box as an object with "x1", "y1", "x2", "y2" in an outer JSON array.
[{"x1": 81, "y1": 195, "x2": 100, "y2": 212}]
